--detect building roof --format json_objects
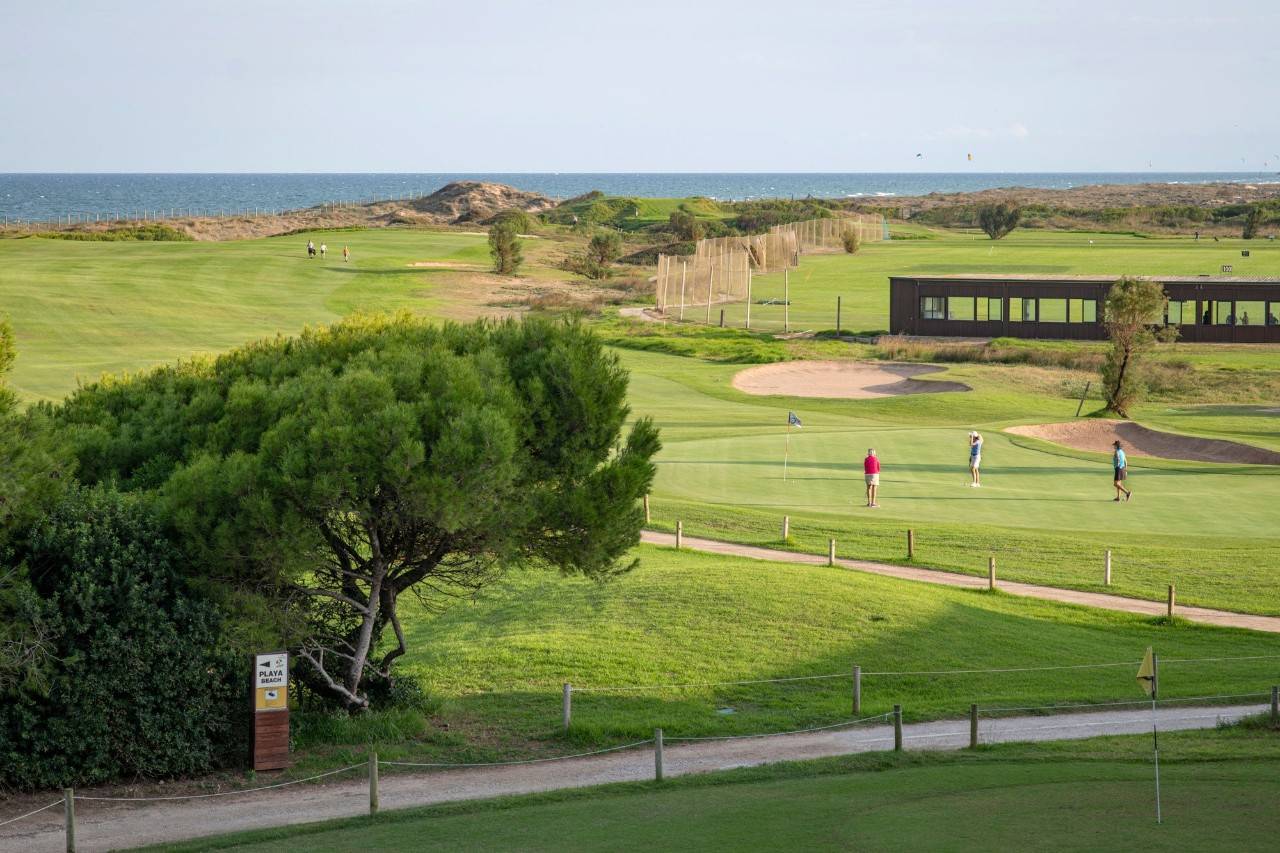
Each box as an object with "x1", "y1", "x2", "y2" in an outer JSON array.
[{"x1": 892, "y1": 274, "x2": 1280, "y2": 284}]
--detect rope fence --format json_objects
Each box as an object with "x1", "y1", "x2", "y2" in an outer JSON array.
[
  {"x1": 381, "y1": 739, "x2": 655, "y2": 769},
  {"x1": 665, "y1": 711, "x2": 892, "y2": 742},
  {"x1": 72, "y1": 762, "x2": 370, "y2": 802},
  {"x1": 0, "y1": 799, "x2": 62, "y2": 828}
]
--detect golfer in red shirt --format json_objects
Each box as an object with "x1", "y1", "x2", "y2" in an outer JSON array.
[{"x1": 864, "y1": 448, "x2": 880, "y2": 508}]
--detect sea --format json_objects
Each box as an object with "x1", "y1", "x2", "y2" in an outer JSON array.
[{"x1": 2, "y1": 172, "x2": 1277, "y2": 224}]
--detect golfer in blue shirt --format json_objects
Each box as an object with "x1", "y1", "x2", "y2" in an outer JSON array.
[{"x1": 1112, "y1": 440, "x2": 1132, "y2": 502}]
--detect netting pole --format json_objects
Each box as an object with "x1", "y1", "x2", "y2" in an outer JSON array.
[
  {"x1": 705, "y1": 263, "x2": 714, "y2": 324},
  {"x1": 678, "y1": 261, "x2": 687, "y2": 322},
  {"x1": 745, "y1": 269, "x2": 752, "y2": 329},
  {"x1": 784, "y1": 268, "x2": 790, "y2": 331}
]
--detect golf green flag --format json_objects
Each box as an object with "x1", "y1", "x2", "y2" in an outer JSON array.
[{"x1": 1137, "y1": 646, "x2": 1156, "y2": 697}]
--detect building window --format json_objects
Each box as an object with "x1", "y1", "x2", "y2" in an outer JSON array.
[
  {"x1": 921, "y1": 296, "x2": 946, "y2": 320},
  {"x1": 1009, "y1": 297, "x2": 1035, "y2": 322},
  {"x1": 987, "y1": 298, "x2": 1003, "y2": 321},
  {"x1": 1214, "y1": 301, "x2": 1235, "y2": 325},
  {"x1": 1167, "y1": 300, "x2": 1194, "y2": 325},
  {"x1": 1039, "y1": 298, "x2": 1067, "y2": 322},
  {"x1": 948, "y1": 296, "x2": 975, "y2": 320},
  {"x1": 1237, "y1": 301, "x2": 1265, "y2": 326},
  {"x1": 1080, "y1": 299, "x2": 1097, "y2": 323},
  {"x1": 1268, "y1": 303, "x2": 1280, "y2": 326}
]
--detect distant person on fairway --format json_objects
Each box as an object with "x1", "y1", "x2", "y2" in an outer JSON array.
[
  {"x1": 320, "y1": 242, "x2": 327, "y2": 258},
  {"x1": 1113, "y1": 440, "x2": 1132, "y2": 502},
  {"x1": 968, "y1": 431, "x2": 983, "y2": 487},
  {"x1": 864, "y1": 448, "x2": 880, "y2": 508},
  {"x1": 342, "y1": 245, "x2": 350, "y2": 262},
  {"x1": 306, "y1": 239, "x2": 315, "y2": 258}
]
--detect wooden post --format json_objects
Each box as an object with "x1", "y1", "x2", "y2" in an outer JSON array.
[
  {"x1": 907, "y1": 529, "x2": 915, "y2": 560},
  {"x1": 719, "y1": 309, "x2": 725, "y2": 327},
  {"x1": 705, "y1": 265, "x2": 714, "y2": 324},
  {"x1": 1104, "y1": 550, "x2": 1112, "y2": 585},
  {"x1": 781, "y1": 515, "x2": 790, "y2": 541},
  {"x1": 893, "y1": 705, "x2": 903, "y2": 751},
  {"x1": 654, "y1": 728, "x2": 664, "y2": 781},
  {"x1": 784, "y1": 268, "x2": 790, "y2": 332},
  {"x1": 679, "y1": 262, "x2": 687, "y2": 322},
  {"x1": 675, "y1": 521, "x2": 683, "y2": 550},
  {"x1": 1271, "y1": 686, "x2": 1278, "y2": 724},
  {"x1": 836, "y1": 295, "x2": 842, "y2": 333},
  {"x1": 562, "y1": 683, "x2": 572, "y2": 730},
  {"x1": 969, "y1": 704, "x2": 979, "y2": 748},
  {"x1": 852, "y1": 664, "x2": 862, "y2": 715},
  {"x1": 369, "y1": 751, "x2": 379, "y2": 815},
  {"x1": 643, "y1": 494, "x2": 651, "y2": 524},
  {"x1": 828, "y1": 538, "x2": 836, "y2": 566},
  {"x1": 64, "y1": 788, "x2": 75, "y2": 853},
  {"x1": 1167, "y1": 584, "x2": 1176, "y2": 617},
  {"x1": 988, "y1": 556, "x2": 996, "y2": 590},
  {"x1": 745, "y1": 270, "x2": 753, "y2": 329}
]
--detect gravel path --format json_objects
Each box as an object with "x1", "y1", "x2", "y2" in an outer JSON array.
[
  {"x1": 0, "y1": 703, "x2": 1264, "y2": 853},
  {"x1": 641, "y1": 531, "x2": 1280, "y2": 634}
]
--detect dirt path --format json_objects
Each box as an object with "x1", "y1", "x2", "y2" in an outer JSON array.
[
  {"x1": 640, "y1": 531, "x2": 1280, "y2": 634},
  {"x1": 1, "y1": 703, "x2": 1264, "y2": 852}
]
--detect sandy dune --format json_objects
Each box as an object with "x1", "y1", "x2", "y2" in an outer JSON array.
[
  {"x1": 732, "y1": 361, "x2": 970, "y2": 399},
  {"x1": 1007, "y1": 419, "x2": 1280, "y2": 465}
]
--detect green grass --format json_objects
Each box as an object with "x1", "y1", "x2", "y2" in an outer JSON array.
[
  {"x1": 147, "y1": 724, "x2": 1280, "y2": 852},
  {"x1": 619, "y1": 347, "x2": 1280, "y2": 615},
  {"x1": 0, "y1": 229, "x2": 497, "y2": 401},
  {"x1": 267, "y1": 544, "x2": 1280, "y2": 774}
]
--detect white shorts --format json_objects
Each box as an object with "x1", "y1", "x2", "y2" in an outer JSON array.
[{"x1": 865, "y1": 474, "x2": 879, "y2": 485}]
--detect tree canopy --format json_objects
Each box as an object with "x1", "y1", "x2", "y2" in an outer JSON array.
[
  {"x1": 977, "y1": 203, "x2": 1021, "y2": 240},
  {"x1": 54, "y1": 315, "x2": 660, "y2": 709},
  {"x1": 1101, "y1": 277, "x2": 1171, "y2": 417}
]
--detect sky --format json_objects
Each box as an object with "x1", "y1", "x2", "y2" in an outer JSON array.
[{"x1": 2, "y1": 0, "x2": 1277, "y2": 173}]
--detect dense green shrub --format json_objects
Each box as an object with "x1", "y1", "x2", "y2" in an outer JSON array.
[
  {"x1": 39, "y1": 224, "x2": 192, "y2": 241},
  {"x1": 488, "y1": 221, "x2": 523, "y2": 274},
  {"x1": 977, "y1": 203, "x2": 1021, "y2": 240},
  {"x1": 0, "y1": 488, "x2": 241, "y2": 790},
  {"x1": 484, "y1": 209, "x2": 533, "y2": 233}
]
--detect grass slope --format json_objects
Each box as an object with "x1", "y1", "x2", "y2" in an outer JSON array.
[
  {"x1": 282, "y1": 545, "x2": 1280, "y2": 772},
  {"x1": 151, "y1": 724, "x2": 1280, "y2": 852}
]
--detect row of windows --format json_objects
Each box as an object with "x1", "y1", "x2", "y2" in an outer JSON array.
[
  {"x1": 1168, "y1": 300, "x2": 1280, "y2": 326},
  {"x1": 921, "y1": 296, "x2": 1280, "y2": 326},
  {"x1": 920, "y1": 296, "x2": 1096, "y2": 324}
]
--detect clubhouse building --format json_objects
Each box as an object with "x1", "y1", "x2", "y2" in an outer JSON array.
[{"x1": 888, "y1": 275, "x2": 1280, "y2": 343}]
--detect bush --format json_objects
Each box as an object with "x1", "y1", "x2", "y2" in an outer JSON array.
[
  {"x1": 485, "y1": 209, "x2": 533, "y2": 233},
  {"x1": 564, "y1": 230, "x2": 624, "y2": 279},
  {"x1": 977, "y1": 203, "x2": 1021, "y2": 240},
  {"x1": 0, "y1": 487, "x2": 241, "y2": 789},
  {"x1": 39, "y1": 224, "x2": 192, "y2": 241},
  {"x1": 668, "y1": 208, "x2": 705, "y2": 242},
  {"x1": 488, "y1": 221, "x2": 523, "y2": 274},
  {"x1": 1243, "y1": 205, "x2": 1263, "y2": 239},
  {"x1": 841, "y1": 229, "x2": 861, "y2": 254}
]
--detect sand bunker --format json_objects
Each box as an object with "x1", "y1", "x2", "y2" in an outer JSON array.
[
  {"x1": 732, "y1": 361, "x2": 970, "y2": 399},
  {"x1": 1007, "y1": 420, "x2": 1280, "y2": 465}
]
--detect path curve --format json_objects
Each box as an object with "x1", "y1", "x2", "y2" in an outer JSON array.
[
  {"x1": 640, "y1": 531, "x2": 1280, "y2": 634},
  {"x1": 1, "y1": 704, "x2": 1264, "y2": 852}
]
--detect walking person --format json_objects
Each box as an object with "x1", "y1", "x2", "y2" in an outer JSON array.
[
  {"x1": 968, "y1": 431, "x2": 983, "y2": 487},
  {"x1": 306, "y1": 239, "x2": 315, "y2": 258},
  {"x1": 1113, "y1": 440, "x2": 1132, "y2": 502},
  {"x1": 864, "y1": 448, "x2": 880, "y2": 508},
  {"x1": 342, "y1": 245, "x2": 350, "y2": 262},
  {"x1": 319, "y1": 242, "x2": 327, "y2": 258}
]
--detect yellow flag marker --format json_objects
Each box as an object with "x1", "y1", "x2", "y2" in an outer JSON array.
[
  {"x1": 1136, "y1": 646, "x2": 1162, "y2": 823},
  {"x1": 1136, "y1": 646, "x2": 1157, "y2": 697}
]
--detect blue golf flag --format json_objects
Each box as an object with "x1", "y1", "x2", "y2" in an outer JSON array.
[{"x1": 788, "y1": 411, "x2": 802, "y2": 428}]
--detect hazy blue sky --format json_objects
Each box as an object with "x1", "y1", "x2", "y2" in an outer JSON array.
[{"x1": 3, "y1": 0, "x2": 1277, "y2": 172}]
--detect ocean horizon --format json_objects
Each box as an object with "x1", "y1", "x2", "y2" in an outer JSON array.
[{"x1": 3, "y1": 171, "x2": 1278, "y2": 224}]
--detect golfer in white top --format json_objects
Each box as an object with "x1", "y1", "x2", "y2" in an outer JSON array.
[{"x1": 969, "y1": 431, "x2": 983, "y2": 487}]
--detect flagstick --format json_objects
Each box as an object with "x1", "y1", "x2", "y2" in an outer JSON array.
[
  {"x1": 1152, "y1": 652, "x2": 1162, "y2": 824},
  {"x1": 783, "y1": 423, "x2": 791, "y2": 481}
]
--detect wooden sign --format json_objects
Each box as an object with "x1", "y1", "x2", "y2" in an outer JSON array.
[
  {"x1": 252, "y1": 651, "x2": 290, "y2": 771},
  {"x1": 1221, "y1": 264, "x2": 1234, "y2": 273}
]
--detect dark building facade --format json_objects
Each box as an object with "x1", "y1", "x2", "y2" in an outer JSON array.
[{"x1": 888, "y1": 275, "x2": 1280, "y2": 343}]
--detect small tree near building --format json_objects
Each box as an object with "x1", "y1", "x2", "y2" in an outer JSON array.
[
  {"x1": 488, "y1": 221, "x2": 523, "y2": 274},
  {"x1": 1101, "y1": 277, "x2": 1172, "y2": 418},
  {"x1": 977, "y1": 203, "x2": 1021, "y2": 240},
  {"x1": 1242, "y1": 205, "x2": 1263, "y2": 240}
]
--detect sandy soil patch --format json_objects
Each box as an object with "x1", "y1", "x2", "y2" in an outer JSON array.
[
  {"x1": 732, "y1": 361, "x2": 970, "y2": 399},
  {"x1": 1007, "y1": 420, "x2": 1280, "y2": 465}
]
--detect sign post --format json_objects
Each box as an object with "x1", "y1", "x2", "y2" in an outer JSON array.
[
  {"x1": 252, "y1": 651, "x2": 291, "y2": 771},
  {"x1": 1136, "y1": 647, "x2": 1161, "y2": 824}
]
